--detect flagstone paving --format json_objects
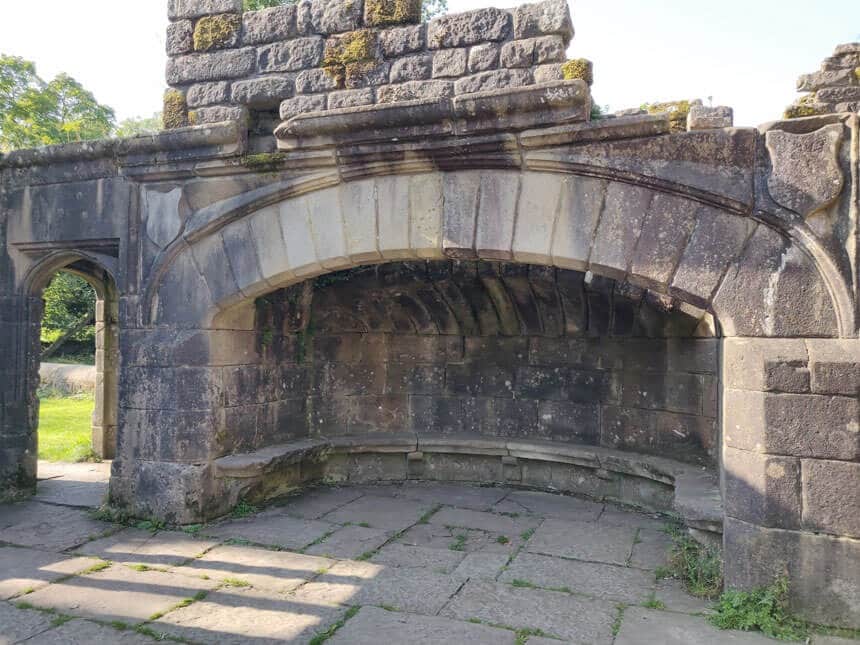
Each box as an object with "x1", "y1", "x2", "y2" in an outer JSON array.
[{"x1": 0, "y1": 470, "x2": 854, "y2": 644}]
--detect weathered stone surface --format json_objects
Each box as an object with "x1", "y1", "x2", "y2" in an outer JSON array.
[
  {"x1": 295, "y1": 67, "x2": 342, "y2": 93},
  {"x1": 193, "y1": 13, "x2": 242, "y2": 52},
  {"x1": 0, "y1": 502, "x2": 113, "y2": 551},
  {"x1": 722, "y1": 338, "x2": 809, "y2": 393},
  {"x1": 806, "y1": 339, "x2": 860, "y2": 396},
  {"x1": 395, "y1": 480, "x2": 509, "y2": 510},
  {"x1": 797, "y1": 68, "x2": 858, "y2": 91},
  {"x1": 427, "y1": 8, "x2": 512, "y2": 49},
  {"x1": 345, "y1": 60, "x2": 391, "y2": 88},
  {"x1": 328, "y1": 87, "x2": 375, "y2": 108},
  {"x1": 468, "y1": 43, "x2": 500, "y2": 72},
  {"x1": 527, "y1": 518, "x2": 636, "y2": 565},
  {"x1": 512, "y1": 0, "x2": 574, "y2": 41},
  {"x1": 305, "y1": 524, "x2": 390, "y2": 558},
  {"x1": 191, "y1": 104, "x2": 248, "y2": 124},
  {"x1": 378, "y1": 24, "x2": 425, "y2": 57},
  {"x1": 723, "y1": 447, "x2": 801, "y2": 529},
  {"x1": 166, "y1": 20, "x2": 194, "y2": 55},
  {"x1": 166, "y1": 48, "x2": 255, "y2": 83},
  {"x1": 0, "y1": 546, "x2": 99, "y2": 599},
  {"x1": 371, "y1": 542, "x2": 465, "y2": 572},
  {"x1": 377, "y1": 79, "x2": 453, "y2": 102},
  {"x1": 616, "y1": 607, "x2": 776, "y2": 644},
  {"x1": 242, "y1": 5, "x2": 297, "y2": 45},
  {"x1": 453, "y1": 68, "x2": 532, "y2": 94},
  {"x1": 0, "y1": 602, "x2": 54, "y2": 643},
  {"x1": 230, "y1": 75, "x2": 294, "y2": 107},
  {"x1": 74, "y1": 528, "x2": 217, "y2": 567},
  {"x1": 687, "y1": 104, "x2": 733, "y2": 130},
  {"x1": 432, "y1": 48, "x2": 468, "y2": 78},
  {"x1": 364, "y1": 0, "x2": 422, "y2": 27},
  {"x1": 500, "y1": 36, "x2": 565, "y2": 68},
  {"x1": 168, "y1": 0, "x2": 241, "y2": 20},
  {"x1": 390, "y1": 53, "x2": 433, "y2": 82},
  {"x1": 186, "y1": 81, "x2": 230, "y2": 107},
  {"x1": 532, "y1": 62, "x2": 564, "y2": 82},
  {"x1": 766, "y1": 124, "x2": 844, "y2": 216},
  {"x1": 322, "y1": 494, "x2": 431, "y2": 531},
  {"x1": 329, "y1": 606, "x2": 517, "y2": 645},
  {"x1": 202, "y1": 508, "x2": 335, "y2": 549},
  {"x1": 258, "y1": 37, "x2": 325, "y2": 73},
  {"x1": 298, "y1": 0, "x2": 363, "y2": 34},
  {"x1": 280, "y1": 92, "x2": 327, "y2": 119},
  {"x1": 801, "y1": 459, "x2": 860, "y2": 538},
  {"x1": 443, "y1": 580, "x2": 617, "y2": 642},
  {"x1": 493, "y1": 489, "x2": 603, "y2": 521}
]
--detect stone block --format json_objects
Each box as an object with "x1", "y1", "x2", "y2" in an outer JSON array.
[
  {"x1": 474, "y1": 171, "x2": 519, "y2": 259},
  {"x1": 723, "y1": 389, "x2": 859, "y2": 460},
  {"x1": 512, "y1": 0, "x2": 573, "y2": 41},
  {"x1": 191, "y1": 104, "x2": 248, "y2": 125},
  {"x1": 818, "y1": 86, "x2": 860, "y2": 102},
  {"x1": 169, "y1": 0, "x2": 242, "y2": 20},
  {"x1": 516, "y1": 366, "x2": 612, "y2": 403},
  {"x1": 166, "y1": 47, "x2": 256, "y2": 84},
  {"x1": 589, "y1": 182, "x2": 652, "y2": 280},
  {"x1": 409, "y1": 396, "x2": 466, "y2": 435},
  {"x1": 193, "y1": 13, "x2": 242, "y2": 51},
  {"x1": 511, "y1": 171, "x2": 562, "y2": 264},
  {"x1": 427, "y1": 8, "x2": 512, "y2": 49},
  {"x1": 295, "y1": 67, "x2": 342, "y2": 93},
  {"x1": 432, "y1": 48, "x2": 468, "y2": 78},
  {"x1": 231, "y1": 75, "x2": 295, "y2": 108},
  {"x1": 723, "y1": 447, "x2": 801, "y2": 529},
  {"x1": 619, "y1": 370, "x2": 703, "y2": 415},
  {"x1": 629, "y1": 193, "x2": 698, "y2": 291},
  {"x1": 537, "y1": 400, "x2": 600, "y2": 444},
  {"x1": 328, "y1": 87, "x2": 375, "y2": 108},
  {"x1": 280, "y1": 93, "x2": 327, "y2": 120},
  {"x1": 723, "y1": 338, "x2": 809, "y2": 393},
  {"x1": 601, "y1": 405, "x2": 716, "y2": 464},
  {"x1": 500, "y1": 35, "x2": 565, "y2": 68},
  {"x1": 551, "y1": 175, "x2": 607, "y2": 271},
  {"x1": 723, "y1": 517, "x2": 860, "y2": 628},
  {"x1": 687, "y1": 104, "x2": 733, "y2": 130},
  {"x1": 802, "y1": 459, "x2": 860, "y2": 538},
  {"x1": 468, "y1": 43, "x2": 500, "y2": 72},
  {"x1": 242, "y1": 5, "x2": 297, "y2": 45},
  {"x1": 364, "y1": 0, "x2": 422, "y2": 27},
  {"x1": 533, "y1": 62, "x2": 564, "y2": 82},
  {"x1": 806, "y1": 339, "x2": 860, "y2": 396},
  {"x1": 441, "y1": 170, "x2": 481, "y2": 256},
  {"x1": 453, "y1": 68, "x2": 533, "y2": 95},
  {"x1": 298, "y1": 0, "x2": 363, "y2": 34},
  {"x1": 186, "y1": 81, "x2": 230, "y2": 107},
  {"x1": 378, "y1": 24, "x2": 425, "y2": 57},
  {"x1": 446, "y1": 364, "x2": 514, "y2": 397},
  {"x1": 390, "y1": 53, "x2": 433, "y2": 82},
  {"x1": 345, "y1": 60, "x2": 391, "y2": 88},
  {"x1": 166, "y1": 20, "x2": 194, "y2": 55},
  {"x1": 258, "y1": 37, "x2": 325, "y2": 73},
  {"x1": 122, "y1": 366, "x2": 222, "y2": 412}
]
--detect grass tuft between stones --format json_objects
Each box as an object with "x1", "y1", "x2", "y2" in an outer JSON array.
[
  {"x1": 655, "y1": 523, "x2": 723, "y2": 599},
  {"x1": 709, "y1": 577, "x2": 808, "y2": 641},
  {"x1": 308, "y1": 605, "x2": 361, "y2": 645}
]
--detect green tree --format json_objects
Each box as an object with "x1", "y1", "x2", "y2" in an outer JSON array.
[
  {"x1": 114, "y1": 113, "x2": 162, "y2": 138},
  {"x1": 0, "y1": 55, "x2": 115, "y2": 151},
  {"x1": 40, "y1": 272, "x2": 96, "y2": 348}
]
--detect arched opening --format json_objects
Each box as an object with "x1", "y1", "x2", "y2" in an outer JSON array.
[{"x1": 27, "y1": 257, "x2": 119, "y2": 506}]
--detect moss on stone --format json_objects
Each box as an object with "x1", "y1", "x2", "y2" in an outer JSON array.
[
  {"x1": 324, "y1": 29, "x2": 378, "y2": 68},
  {"x1": 643, "y1": 100, "x2": 692, "y2": 133},
  {"x1": 163, "y1": 90, "x2": 189, "y2": 130},
  {"x1": 783, "y1": 94, "x2": 826, "y2": 119},
  {"x1": 193, "y1": 13, "x2": 241, "y2": 52},
  {"x1": 364, "y1": 0, "x2": 421, "y2": 27},
  {"x1": 241, "y1": 153, "x2": 288, "y2": 172},
  {"x1": 561, "y1": 59, "x2": 593, "y2": 86},
  {"x1": 855, "y1": 67, "x2": 860, "y2": 81}
]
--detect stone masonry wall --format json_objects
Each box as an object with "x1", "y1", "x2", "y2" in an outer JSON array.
[
  {"x1": 216, "y1": 261, "x2": 718, "y2": 466},
  {"x1": 785, "y1": 42, "x2": 860, "y2": 117},
  {"x1": 164, "y1": 0, "x2": 588, "y2": 127}
]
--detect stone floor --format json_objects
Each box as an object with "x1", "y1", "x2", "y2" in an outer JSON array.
[{"x1": 0, "y1": 465, "x2": 855, "y2": 644}]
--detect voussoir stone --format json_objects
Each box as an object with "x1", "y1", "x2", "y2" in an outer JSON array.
[
  {"x1": 258, "y1": 37, "x2": 325, "y2": 73},
  {"x1": 167, "y1": 48, "x2": 256, "y2": 84},
  {"x1": 169, "y1": 0, "x2": 242, "y2": 20},
  {"x1": 427, "y1": 8, "x2": 512, "y2": 49},
  {"x1": 242, "y1": 5, "x2": 297, "y2": 45}
]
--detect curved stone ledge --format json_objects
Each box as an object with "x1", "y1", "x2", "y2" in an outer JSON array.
[{"x1": 211, "y1": 434, "x2": 722, "y2": 536}]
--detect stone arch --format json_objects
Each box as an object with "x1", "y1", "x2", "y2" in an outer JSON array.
[
  {"x1": 147, "y1": 169, "x2": 842, "y2": 339},
  {"x1": 24, "y1": 252, "x2": 120, "y2": 463}
]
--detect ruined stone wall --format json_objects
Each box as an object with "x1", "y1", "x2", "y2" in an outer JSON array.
[
  {"x1": 785, "y1": 42, "x2": 860, "y2": 117},
  {"x1": 217, "y1": 261, "x2": 718, "y2": 466},
  {"x1": 164, "y1": 0, "x2": 587, "y2": 128}
]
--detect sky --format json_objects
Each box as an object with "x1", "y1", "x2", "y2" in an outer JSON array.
[{"x1": 1, "y1": 0, "x2": 858, "y2": 127}]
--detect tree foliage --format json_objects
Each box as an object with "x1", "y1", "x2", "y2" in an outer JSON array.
[
  {"x1": 0, "y1": 55, "x2": 115, "y2": 151},
  {"x1": 114, "y1": 113, "x2": 162, "y2": 138},
  {"x1": 41, "y1": 272, "x2": 96, "y2": 344}
]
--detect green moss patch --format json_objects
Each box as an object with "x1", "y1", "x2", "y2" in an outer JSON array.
[
  {"x1": 364, "y1": 0, "x2": 421, "y2": 27},
  {"x1": 642, "y1": 99, "x2": 692, "y2": 133},
  {"x1": 163, "y1": 90, "x2": 188, "y2": 130},
  {"x1": 193, "y1": 14, "x2": 241, "y2": 52},
  {"x1": 561, "y1": 59, "x2": 593, "y2": 86},
  {"x1": 783, "y1": 95, "x2": 826, "y2": 120},
  {"x1": 324, "y1": 30, "x2": 378, "y2": 68}
]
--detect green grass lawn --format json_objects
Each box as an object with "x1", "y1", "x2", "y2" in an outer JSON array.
[{"x1": 38, "y1": 395, "x2": 96, "y2": 462}]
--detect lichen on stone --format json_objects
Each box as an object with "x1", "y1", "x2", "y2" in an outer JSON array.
[
  {"x1": 193, "y1": 13, "x2": 242, "y2": 52},
  {"x1": 364, "y1": 0, "x2": 421, "y2": 27},
  {"x1": 561, "y1": 59, "x2": 593, "y2": 86},
  {"x1": 163, "y1": 90, "x2": 189, "y2": 130},
  {"x1": 241, "y1": 153, "x2": 288, "y2": 172},
  {"x1": 783, "y1": 94, "x2": 826, "y2": 119},
  {"x1": 643, "y1": 99, "x2": 693, "y2": 132},
  {"x1": 324, "y1": 29, "x2": 378, "y2": 68}
]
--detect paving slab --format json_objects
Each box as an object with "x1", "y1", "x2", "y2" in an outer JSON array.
[
  {"x1": 201, "y1": 509, "x2": 334, "y2": 550},
  {"x1": 501, "y1": 552, "x2": 655, "y2": 604},
  {"x1": 277, "y1": 486, "x2": 364, "y2": 519},
  {"x1": 321, "y1": 495, "x2": 432, "y2": 532},
  {"x1": 653, "y1": 579, "x2": 713, "y2": 615},
  {"x1": 0, "y1": 502, "x2": 114, "y2": 551},
  {"x1": 0, "y1": 600, "x2": 54, "y2": 642},
  {"x1": 443, "y1": 579, "x2": 618, "y2": 644},
  {"x1": 630, "y1": 528, "x2": 672, "y2": 570},
  {"x1": 428, "y1": 507, "x2": 540, "y2": 536},
  {"x1": 37, "y1": 461, "x2": 111, "y2": 482},
  {"x1": 395, "y1": 482, "x2": 511, "y2": 511},
  {"x1": 493, "y1": 490, "x2": 604, "y2": 522},
  {"x1": 152, "y1": 586, "x2": 347, "y2": 644},
  {"x1": 304, "y1": 524, "x2": 390, "y2": 560},
  {"x1": 615, "y1": 606, "x2": 779, "y2": 644},
  {"x1": 295, "y1": 560, "x2": 463, "y2": 614},
  {"x1": 171, "y1": 544, "x2": 333, "y2": 592},
  {"x1": 370, "y1": 543, "x2": 465, "y2": 573},
  {"x1": 598, "y1": 506, "x2": 667, "y2": 532},
  {"x1": 398, "y1": 523, "x2": 524, "y2": 555},
  {"x1": 526, "y1": 518, "x2": 636, "y2": 566},
  {"x1": 814, "y1": 637, "x2": 860, "y2": 644},
  {"x1": 0, "y1": 546, "x2": 100, "y2": 599},
  {"x1": 25, "y1": 618, "x2": 160, "y2": 644},
  {"x1": 328, "y1": 605, "x2": 518, "y2": 644},
  {"x1": 74, "y1": 528, "x2": 217, "y2": 567},
  {"x1": 451, "y1": 552, "x2": 510, "y2": 581},
  {"x1": 23, "y1": 564, "x2": 218, "y2": 623},
  {"x1": 33, "y1": 479, "x2": 107, "y2": 508}
]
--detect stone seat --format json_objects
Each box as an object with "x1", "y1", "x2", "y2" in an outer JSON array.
[{"x1": 212, "y1": 433, "x2": 721, "y2": 539}]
